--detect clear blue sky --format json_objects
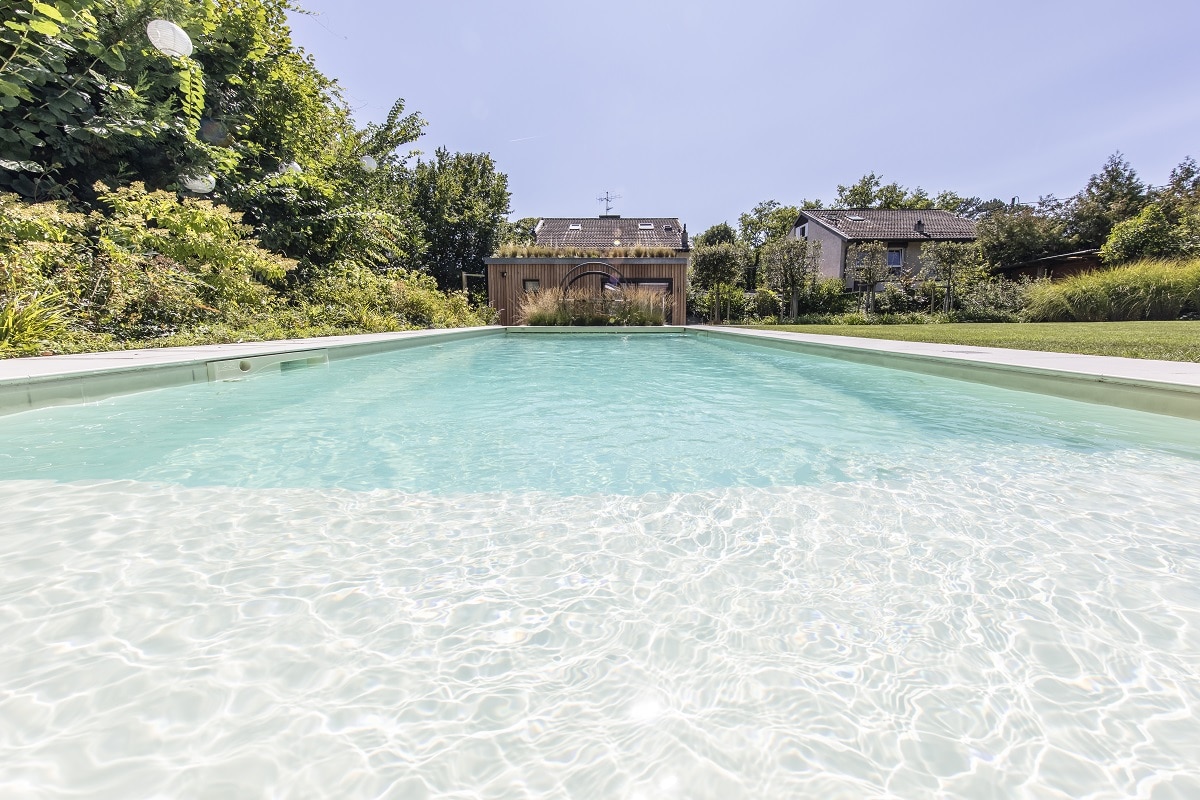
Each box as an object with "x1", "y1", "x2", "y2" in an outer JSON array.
[{"x1": 287, "y1": 0, "x2": 1200, "y2": 231}]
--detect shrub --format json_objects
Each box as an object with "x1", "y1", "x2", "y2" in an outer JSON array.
[
  {"x1": 693, "y1": 283, "x2": 747, "y2": 322},
  {"x1": 0, "y1": 283, "x2": 69, "y2": 353},
  {"x1": 748, "y1": 288, "x2": 782, "y2": 319},
  {"x1": 799, "y1": 278, "x2": 855, "y2": 315},
  {"x1": 304, "y1": 262, "x2": 494, "y2": 329},
  {"x1": 0, "y1": 189, "x2": 496, "y2": 354},
  {"x1": 1023, "y1": 258, "x2": 1200, "y2": 321},
  {"x1": 516, "y1": 285, "x2": 667, "y2": 326},
  {"x1": 1100, "y1": 203, "x2": 1193, "y2": 264},
  {"x1": 955, "y1": 277, "x2": 1032, "y2": 322}
]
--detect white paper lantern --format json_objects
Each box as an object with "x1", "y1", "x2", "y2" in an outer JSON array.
[
  {"x1": 359, "y1": 155, "x2": 378, "y2": 172},
  {"x1": 278, "y1": 161, "x2": 302, "y2": 174},
  {"x1": 181, "y1": 174, "x2": 216, "y2": 194},
  {"x1": 146, "y1": 19, "x2": 193, "y2": 58}
]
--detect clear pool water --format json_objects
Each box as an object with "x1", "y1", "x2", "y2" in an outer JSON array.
[{"x1": 3, "y1": 333, "x2": 1200, "y2": 798}]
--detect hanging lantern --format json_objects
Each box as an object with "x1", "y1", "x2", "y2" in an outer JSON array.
[
  {"x1": 359, "y1": 155, "x2": 378, "y2": 173},
  {"x1": 181, "y1": 174, "x2": 216, "y2": 194},
  {"x1": 277, "y1": 161, "x2": 302, "y2": 175},
  {"x1": 146, "y1": 20, "x2": 193, "y2": 58}
]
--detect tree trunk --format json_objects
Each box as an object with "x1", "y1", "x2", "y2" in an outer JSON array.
[{"x1": 790, "y1": 290, "x2": 798, "y2": 319}]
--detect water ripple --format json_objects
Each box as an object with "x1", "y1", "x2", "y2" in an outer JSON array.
[{"x1": 3, "y1": 457, "x2": 1200, "y2": 797}]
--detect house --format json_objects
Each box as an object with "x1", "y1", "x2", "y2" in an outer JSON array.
[
  {"x1": 790, "y1": 208, "x2": 977, "y2": 284},
  {"x1": 484, "y1": 215, "x2": 690, "y2": 325}
]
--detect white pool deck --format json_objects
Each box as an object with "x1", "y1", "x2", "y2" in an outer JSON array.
[{"x1": 2, "y1": 324, "x2": 1199, "y2": 420}]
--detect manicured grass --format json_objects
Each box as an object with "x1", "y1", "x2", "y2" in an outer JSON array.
[{"x1": 742, "y1": 321, "x2": 1200, "y2": 362}]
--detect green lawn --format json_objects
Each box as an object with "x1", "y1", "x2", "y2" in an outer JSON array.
[{"x1": 741, "y1": 321, "x2": 1200, "y2": 362}]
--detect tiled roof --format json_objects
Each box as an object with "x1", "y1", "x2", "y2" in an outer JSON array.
[
  {"x1": 534, "y1": 217, "x2": 687, "y2": 250},
  {"x1": 798, "y1": 209, "x2": 977, "y2": 241}
]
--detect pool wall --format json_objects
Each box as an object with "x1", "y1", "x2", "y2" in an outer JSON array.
[
  {"x1": 694, "y1": 326, "x2": 1200, "y2": 421},
  {"x1": 2, "y1": 324, "x2": 1199, "y2": 420},
  {"x1": 0, "y1": 327, "x2": 503, "y2": 417}
]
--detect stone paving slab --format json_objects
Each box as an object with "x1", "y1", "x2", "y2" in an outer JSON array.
[{"x1": 0, "y1": 327, "x2": 502, "y2": 383}]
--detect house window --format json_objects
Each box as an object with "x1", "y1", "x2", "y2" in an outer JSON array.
[
  {"x1": 638, "y1": 222, "x2": 655, "y2": 230},
  {"x1": 797, "y1": 224, "x2": 807, "y2": 239},
  {"x1": 523, "y1": 279, "x2": 540, "y2": 292},
  {"x1": 887, "y1": 247, "x2": 904, "y2": 275}
]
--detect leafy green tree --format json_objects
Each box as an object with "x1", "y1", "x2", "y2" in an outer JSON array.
[
  {"x1": 1156, "y1": 156, "x2": 1200, "y2": 223},
  {"x1": 498, "y1": 216, "x2": 539, "y2": 245},
  {"x1": 737, "y1": 200, "x2": 800, "y2": 251},
  {"x1": 845, "y1": 240, "x2": 888, "y2": 313},
  {"x1": 1065, "y1": 152, "x2": 1147, "y2": 249},
  {"x1": 835, "y1": 173, "x2": 881, "y2": 208},
  {"x1": 690, "y1": 241, "x2": 746, "y2": 322},
  {"x1": 409, "y1": 147, "x2": 511, "y2": 290},
  {"x1": 918, "y1": 241, "x2": 983, "y2": 312},
  {"x1": 693, "y1": 221, "x2": 737, "y2": 247},
  {"x1": 833, "y1": 172, "x2": 945, "y2": 210},
  {"x1": 0, "y1": 0, "x2": 309, "y2": 201},
  {"x1": 976, "y1": 204, "x2": 1066, "y2": 267},
  {"x1": 1100, "y1": 203, "x2": 1194, "y2": 263},
  {"x1": 737, "y1": 200, "x2": 800, "y2": 288},
  {"x1": 763, "y1": 237, "x2": 821, "y2": 318},
  {"x1": 932, "y1": 192, "x2": 1007, "y2": 219},
  {"x1": 231, "y1": 97, "x2": 427, "y2": 273}
]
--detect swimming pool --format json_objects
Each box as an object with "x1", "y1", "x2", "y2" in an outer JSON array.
[{"x1": 3, "y1": 332, "x2": 1200, "y2": 797}]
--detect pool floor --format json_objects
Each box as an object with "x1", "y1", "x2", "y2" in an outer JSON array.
[{"x1": 2, "y1": 334, "x2": 1200, "y2": 797}]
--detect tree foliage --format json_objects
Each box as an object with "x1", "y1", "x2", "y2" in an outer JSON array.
[
  {"x1": 693, "y1": 221, "x2": 737, "y2": 247},
  {"x1": 1064, "y1": 152, "x2": 1147, "y2": 249},
  {"x1": 975, "y1": 203, "x2": 1066, "y2": 267},
  {"x1": 917, "y1": 241, "x2": 984, "y2": 312},
  {"x1": 845, "y1": 240, "x2": 888, "y2": 312},
  {"x1": 1100, "y1": 203, "x2": 1196, "y2": 264},
  {"x1": 737, "y1": 200, "x2": 799, "y2": 251},
  {"x1": 409, "y1": 147, "x2": 510, "y2": 290},
  {"x1": 690, "y1": 241, "x2": 745, "y2": 297},
  {"x1": 762, "y1": 237, "x2": 821, "y2": 318},
  {"x1": 0, "y1": 0, "x2": 509, "y2": 352}
]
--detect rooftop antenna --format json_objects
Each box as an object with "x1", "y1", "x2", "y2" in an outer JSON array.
[{"x1": 597, "y1": 190, "x2": 621, "y2": 215}]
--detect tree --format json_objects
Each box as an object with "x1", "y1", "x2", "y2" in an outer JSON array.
[
  {"x1": 737, "y1": 200, "x2": 800, "y2": 251},
  {"x1": 918, "y1": 241, "x2": 983, "y2": 312},
  {"x1": 763, "y1": 237, "x2": 821, "y2": 318},
  {"x1": 1157, "y1": 156, "x2": 1200, "y2": 223},
  {"x1": 975, "y1": 204, "x2": 1066, "y2": 267},
  {"x1": 693, "y1": 221, "x2": 736, "y2": 247},
  {"x1": 738, "y1": 199, "x2": 800, "y2": 288},
  {"x1": 933, "y1": 192, "x2": 1007, "y2": 220},
  {"x1": 845, "y1": 241, "x2": 888, "y2": 313},
  {"x1": 1099, "y1": 203, "x2": 1194, "y2": 263},
  {"x1": 689, "y1": 241, "x2": 745, "y2": 322},
  {"x1": 833, "y1": 172, "x2": 944, "y2": 210},
  {"x1": 1065, "y1": 152, "x2": 1147, "y2": 249},
  {"x1": 835, "y1": 173, "x2": 881, "y2": 208},
  {"x1": 0, "y1": 0, "x2": 342, "y2": 202},
  {"x1": 498, "y1": 216, "x2": 539, "y2": 245},
  {"x1": 409, "y1": 147, "x2": 511, "y2": 289}
]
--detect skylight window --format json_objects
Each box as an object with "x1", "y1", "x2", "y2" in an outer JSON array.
[
  {"x1": 848, "y1": 215, "x2": 866, "y2": 221},
  {"x1": 638, "y1": 222, "x2": 654, "y2": 230},
  {"x1": 568, "y1": 223, "x2": 582, "y2": 230}
]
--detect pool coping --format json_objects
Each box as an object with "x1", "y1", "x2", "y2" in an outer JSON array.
[{"x1": 1, "y1": 324, "x2": 1198, "y2": 420}]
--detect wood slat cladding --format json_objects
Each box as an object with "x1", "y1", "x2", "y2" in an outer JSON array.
[{"x1": 484, "y1": 258, "x2": 689, "y2": 325}]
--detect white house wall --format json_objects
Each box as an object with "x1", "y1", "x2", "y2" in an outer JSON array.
[{"x1": 793, "y1": 222, "x2": 845, "y2": 281}]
